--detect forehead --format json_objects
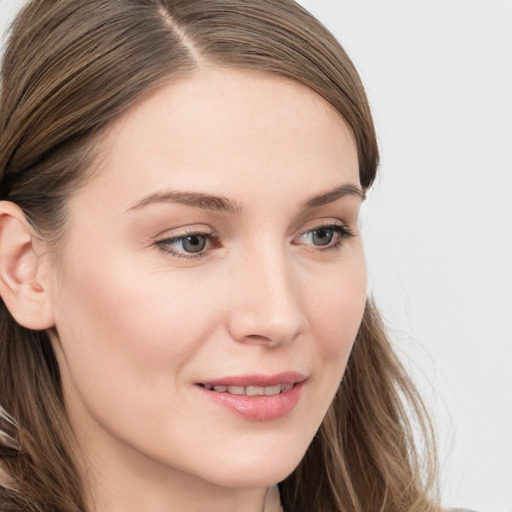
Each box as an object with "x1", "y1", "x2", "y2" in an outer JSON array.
[{"x1": 73, "y1": 67, "x2": 359, "y2": 212}]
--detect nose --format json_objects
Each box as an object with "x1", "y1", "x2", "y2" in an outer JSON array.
[{"x1": 226, "y1": 248, "x2": 307, "y2": 346}]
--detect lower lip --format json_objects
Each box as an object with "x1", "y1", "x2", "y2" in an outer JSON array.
[{"x1": 197, "y1": 382, "x2": 304, "y2": 421}]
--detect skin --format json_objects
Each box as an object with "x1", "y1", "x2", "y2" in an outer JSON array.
[{"x1": 41, "y1": 67, "x2": 367, "y2": 512}]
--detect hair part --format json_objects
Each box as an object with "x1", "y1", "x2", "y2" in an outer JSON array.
[{"x1": 1, "y1": 1, "x2": 437, "y2": 511}]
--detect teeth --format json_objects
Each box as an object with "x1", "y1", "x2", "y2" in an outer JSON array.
[
  {"x1": 264, "y1": 385, "x2": 282, "y2": 396},
  {"x1": 203, "y1": 383, "x2": 294, "y2": 395},
  {"x1": 226, "y1": 386, "x2": 245, "y2": 395},
  {"x1": 246, "y1": 386, "x2": 264, "y2": 396}
]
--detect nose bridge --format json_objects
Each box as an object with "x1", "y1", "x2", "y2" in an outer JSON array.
[{"x1": 227, "y1": 241, "x2": 305, "y2": 345}]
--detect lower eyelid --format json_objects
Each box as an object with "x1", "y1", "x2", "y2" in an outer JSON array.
[{"x1": 155, "y1": 242, "x2": 209, "y2": 259}]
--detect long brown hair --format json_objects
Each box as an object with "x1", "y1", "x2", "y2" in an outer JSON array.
[{"x1": 0, "y1": 1, "x2": 438, "y2": 511}]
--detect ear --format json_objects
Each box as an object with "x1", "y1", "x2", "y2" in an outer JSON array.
[{"x1": 0, "y1": 201, "x2": 55, "y2": 330}]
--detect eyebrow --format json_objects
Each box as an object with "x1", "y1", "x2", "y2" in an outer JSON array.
[
  {"x1": 127, "y1": 190, "x2": 244, "y2": 214},
  {"x1": 127, "y1": 183, "x2": 364, "y2": 214},
  {"x1": 302, "y1": 184, "x2": 365, "y2": 208}
]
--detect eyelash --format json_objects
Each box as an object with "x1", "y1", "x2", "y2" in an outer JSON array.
[{"x1": 154, "y1": 222, "x2": 355, "y2": 261}]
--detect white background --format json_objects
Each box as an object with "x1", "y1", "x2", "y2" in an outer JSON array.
[{"x1": 1, "y1": 1, "x2": 511, "y2": 511}]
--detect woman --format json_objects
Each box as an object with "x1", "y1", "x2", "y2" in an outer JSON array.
[{"x1": 0, "y1": 1, "x2": 444, "y2": 511}]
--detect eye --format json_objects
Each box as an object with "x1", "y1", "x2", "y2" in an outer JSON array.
[
  {"x1": 304, "y1": 227, "x2": 336, "y2": 246},
  {"x1": 296, "y1": 223, "x2": 354, "y2": 251},
  {"x1": 155, "y1": 230, "x2": 218, "y2": 259},
  {"x1": 176, "y1": 234, "x2": 207, "y2": 253}
]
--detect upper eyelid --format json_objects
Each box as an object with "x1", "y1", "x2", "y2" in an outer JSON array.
[
  {"x1": 155, "y1": 230, "x2": 217, "y2": 248},
  {"x1": 153, "y1": 219, "x2": 351, "y2": 240},
  {"x1": 295, "y1": 219, "x2": 351, "y2": 236},
  {"x1": 153, "y1": 225, "x2": 215, "y2": 240}
]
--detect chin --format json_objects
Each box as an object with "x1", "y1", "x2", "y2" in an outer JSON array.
[
  {"x1": 203, "y1": 465, "x2": 295, "y2": 490},
  {"x1": 193, "y1": 442, "x2": 307, "y2": 489}
]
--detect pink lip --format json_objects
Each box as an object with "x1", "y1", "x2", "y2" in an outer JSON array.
[
  {"x1": 200, "y1": 371, "x2": 305, "y2": 388},
  {"x1": 196, "y1": 372, "x2": 306, "y2": 422}
]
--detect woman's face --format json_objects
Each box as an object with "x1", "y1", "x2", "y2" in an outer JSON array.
[{"x1": 47, "y1": 68, "x2": 366, "y2": 490}]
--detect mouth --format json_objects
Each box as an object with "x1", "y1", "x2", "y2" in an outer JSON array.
[
  {"x1": 195, "y1": 372, "x2": 306, "y2": 421},
  {"x1": 196, "y1": 382, "x2": 294, "y2": 396}
]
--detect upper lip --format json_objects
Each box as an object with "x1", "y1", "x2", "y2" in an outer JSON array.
[{"x1": 197, "y1": 371, "x2": 306, "y2": 388}]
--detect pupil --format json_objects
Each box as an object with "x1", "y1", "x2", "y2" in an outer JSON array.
[
  {"x1": 312, "y1": 228, "x2": 333, "y2": 246},
  {"x1": 183, "y1": 235, "x2": 206, "y2": 253}
]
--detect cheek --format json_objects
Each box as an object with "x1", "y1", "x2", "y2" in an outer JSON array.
[
  {"x1": 284, "y1": 256, "x2": 366, "y2": 457},
  {"x1": 50, "y1": 254, "x2": 231, "y2": 460},
  {"x1": 309, "y1": 256, "x2": 367, "y2": 361},
  {"x1": 303, "y1": 254, "x2": 367, "y2": 425},
  {"x1": 50, "y1": 252, "x2": 222, "y2": 405}
]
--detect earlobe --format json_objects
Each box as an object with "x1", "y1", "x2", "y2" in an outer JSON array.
[{"x1": 0, "y1": 202, "x2": 55, "y2": 330}]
